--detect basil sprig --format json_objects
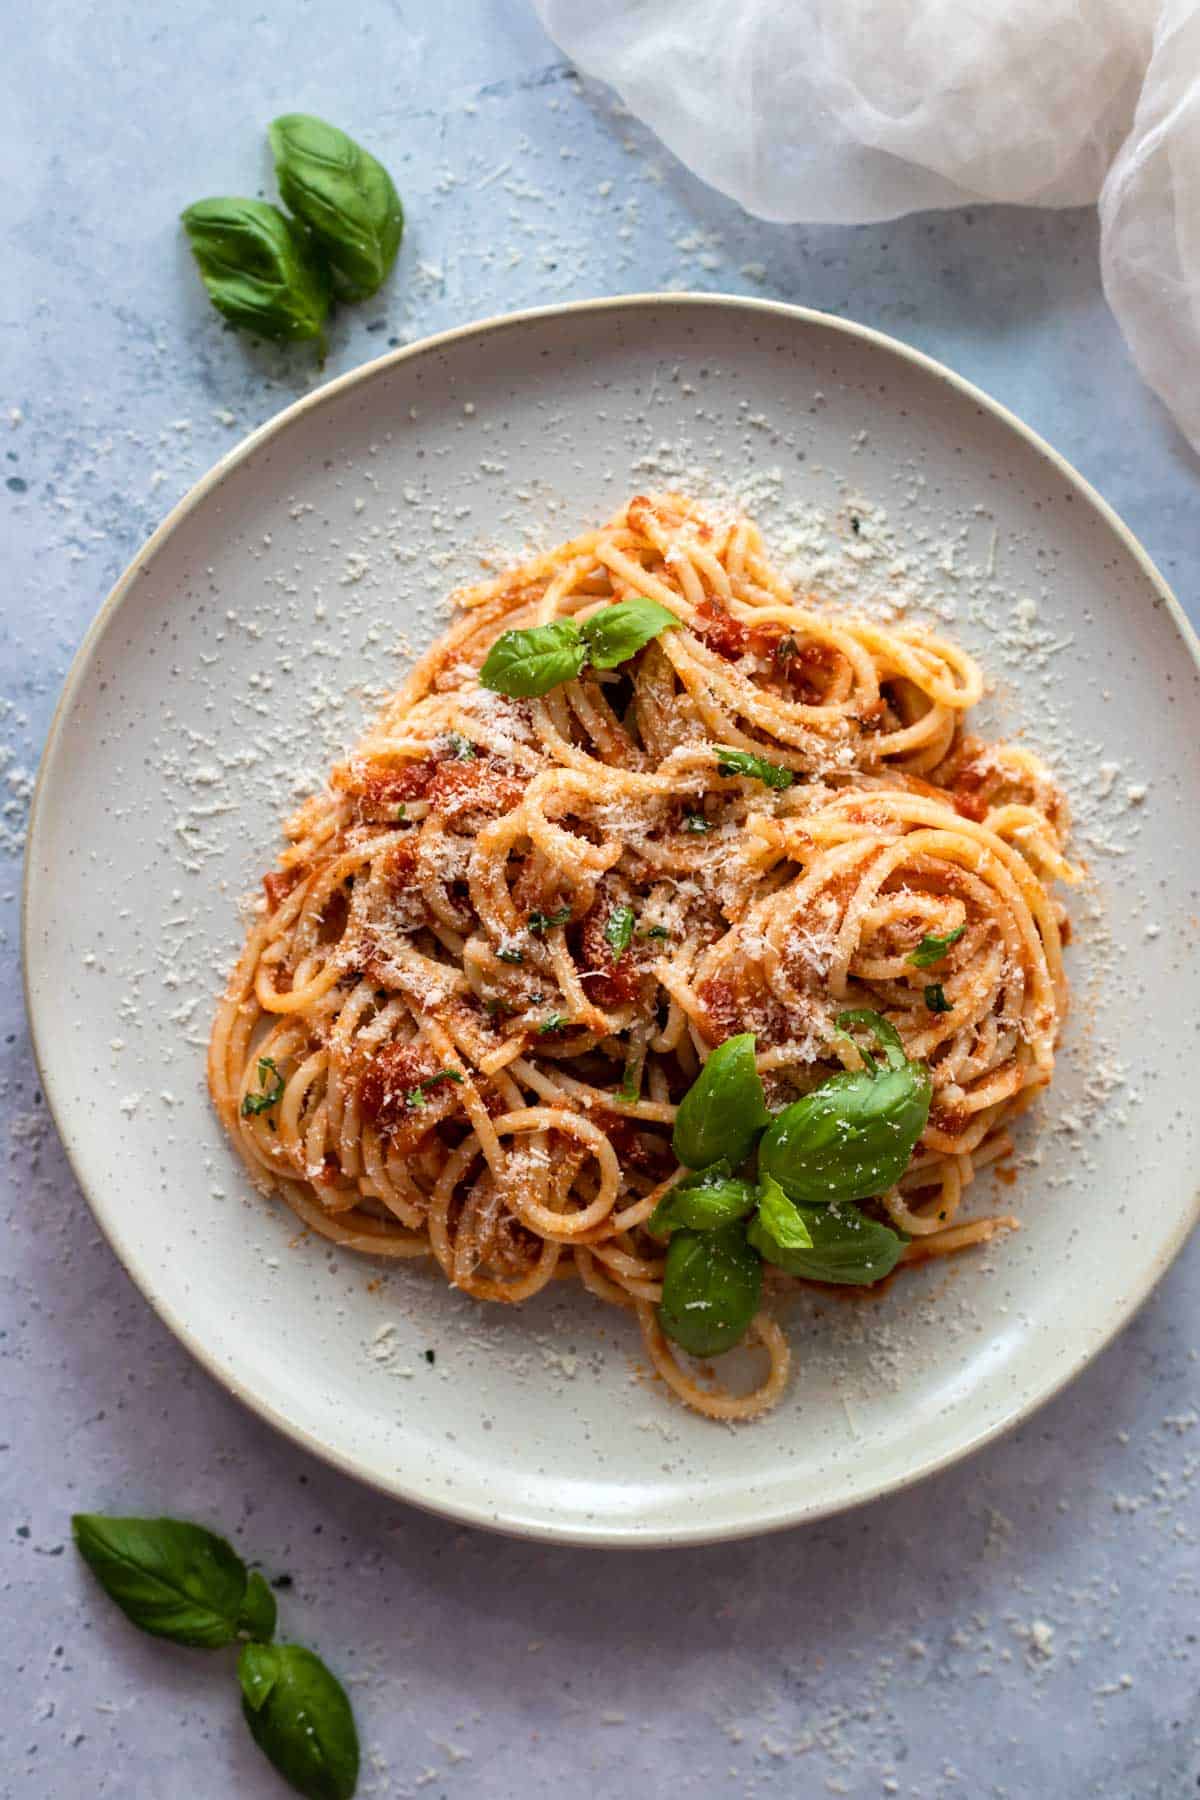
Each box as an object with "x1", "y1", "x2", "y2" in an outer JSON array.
[
  {"x1": 479, "y1": 597, "x2": 679, "y2": 697},
  {"x1": 714, "y1": 746, "x2": 794, "y2": 790},
  {"x1": 73, "y1": 1513, "x2": 359, "y2": 1798},
  {"x1": 757, "y1": 1010, "x2": 931, "y2": 1205},
  {"x1": 270, "y1": 114, "x2": 403, "y2": 301},
  {"x1": 181, "y1": 199, "x2": 331, "y2": 349},
  {"x1": 241, "y1": 1643, "x2": 359, "y2": 1800},
  {"x1": 671, "y1": 1032, "x2": 770, "y2": 1170},
  {"x1": 748, "y1": 1179, "x2": 905, "y2": 1286},
  {"x1": 908, "y1": 923, "x2": 966, "y2": 968},
  {"x1": 647, "y1": 1163, "x2": 758, "y2": 1238},
  {"x1": 658, "y1": 1224, "x2": 763, "y2": 1356}
]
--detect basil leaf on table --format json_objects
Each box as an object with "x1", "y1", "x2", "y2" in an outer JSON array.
[
  {"x1": 757, "y1": 1010, "x2": 931, "y2": 1204},
  {"x1": 908, "y1": 923, "x2": 966, "y2": 968},
  {"x1": 239, "y1": 1642, "x2": 360, "y2": 1800},
  {"x1": 580, "y1": 595, "x2": 679, "y2": 669},
  {"x1": 71, "y1": 1514, "x2": 254, "y2": 1649},
  {"x1": 671, "y1": 1031, "x2": 770, "y2": 1170},
  {"x1": 647, "y1": 1163, "x2": 758, "y2": 1237},
  {"x1": 269, "y1": 113, "x2": 403, "y2": 301},
  {"x1": 657, "y1": 1224, "x2": 762, "y2": 1357},
  {"x1": 238, "y1": 1571, "x2": 279, "y2": 1644},
  {"x1": 748, "y1": 1188, "x2": 904, "y2": 1287},
  {"x1": 713, "y1": 746, "x2": 794, "y2": 791},
  {"x1": 181, "y1": 199, "x2": 330, "y2": 347},
  {"x1": 479, "y1": 619, "x2": 586, "y2": 697}
]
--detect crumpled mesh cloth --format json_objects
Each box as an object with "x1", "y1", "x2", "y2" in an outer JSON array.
[{"x1": 533, "y1": 0, "x2": 1200, "y2": 451}]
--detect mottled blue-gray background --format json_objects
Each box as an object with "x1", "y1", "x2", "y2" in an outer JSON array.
[{"x1": 3, "y1": 4, "x2": 1198, "y2": 1796}]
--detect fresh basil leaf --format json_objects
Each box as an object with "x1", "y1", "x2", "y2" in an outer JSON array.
[
  {"x1": 907, "y1": 924, "x2": 966, "y2": 968},
  {"x1": 755, "y1": 1174, "x2": 814, "y2": 1250},
  {"x1": 537, "y1": 1012, "x2": 569, "y2": 1034},
  {"x1": 714, "y1": 746, "x2": 794, "y2": 791},
  {"x1": 237, "y1": 1571, "x2": 278, "y2": 1643},
  {"x1": 72, "y1": 1514, "x2": 250, "y2": 1649},
  {"x1": 479, "y1": 620, "x2": 586, "y2": 697},
  {"x1": 748, "y1": 1198, "x2": 904, "y2": 1286},
  {"x1": 648, "y1": 1164, "x2": 758, "y2": 1238},
  {"x1": 239, "y1": 1642, "x2": 359, "y2": 1800},
  {"x1": 657, "y1": 1224, "x2": 762, "y2": 1357},
  {"x1": 924, "y1": 983, "x2": 952, "y2": 1014},
  {"x1": 580, "y1": 596, "x2": 680, "y2": 670},
  {"x1": 269, "y1": 113, "x2": 403, "y2": 301},
  {"x1": 603, "y1": 905, "x2": 635, "y2": 961},
  {"x1": 181, "y1": 199, "x2": 330, "y2": 348},
  {"x1": 242, "y1": 1055, "x2": 284, "y2": 1118},
  {"x1": 758, "y1": 1017, "x2": 931, "y2": 1204},
  {"x1": 671, "y1": 1032, "x2": 770, "y2": 1170},
  {"x1": 528, "y1": 906, "x2": 571, "y2": 934}
]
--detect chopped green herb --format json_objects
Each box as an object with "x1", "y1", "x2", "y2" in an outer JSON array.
[
  {"x1": 496, "y1": 946, "x2": 524, "y2": 965},
  {"x1": 908, "y1": 924, "x2": 966, "y2": 968},
  {"x1": 393, "y1": 803, "x2": 407, "y2": 822},
  {"x1": 774, "y1": 637, "x2": 798, "y2": 663},
  {"x1": 528, "y1": 907, "x2": 571, "y2": 935},
  {"x1": 682, "y1": 811, "x2": 711, "y2": 834},
  {"x1": 714, "y1": 745, "x2": 794, "y2": 790},
  {"x1": 405, "y1": 1068, "x2": 465, "y2": 1109},
  {"x1": 537, "y1": 1012, "x2": 569, "y2": 1034},
  {"x1": 424, "y1": 1349, "x2": 436, "y2": 1365},
  {"x1": 241, "y1": 1056, "x2": 284, "y2": 1118},
  {"x1": 604, "y1": 904, "x2": 635, "y2": 962},
  {"x1": 924, "y1": 983, "x2": 952, "y2": 1014},
  {"x1": 616, "y1": 1063, "x2": 641, "y2": 1104},
  {"x1": 445, "y1": 732, "x2": 476, "y2": 761},
  {"x1": 638, "y1": 924, "x2": 671, "y2": 941}
]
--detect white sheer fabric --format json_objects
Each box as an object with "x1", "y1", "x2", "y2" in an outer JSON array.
[{"x1": 534, "y1": 0, "x2": 1200, "y2": 449}]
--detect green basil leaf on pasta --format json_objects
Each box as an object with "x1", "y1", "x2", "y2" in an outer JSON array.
[
  {"x1": 713, "y1": 746, "x2": 794, "y2": 790},
  {"x1": 603, "y1": 904, "x2": 635, "y2": 961},
  {"x1": 924, "y1": 982, "x2": 952, "y2": 1014},
  {"x1": 757, "y1": 1011, "x2": 931, "y2": 1204},
  {"x1": 239, "y1": 1642, "x2": 360, "y2": 1800},
  {"x1": 71, "y1": 1514, "x2": 251, "y2": 1649},
  {"x1": 479, "y1": 620, "x2": 586, "y2": 697},
  {"x1": 748, "y1": 1196, "x2": 904, "y2": 1287},
  {"x1": 755, "y1": 1174, "x2": 814, "y2": 1250},
  {"x1": 181, "y1": 199, "x2": 330, "y2": 347},
  {"x1": 647, "y1": 1164, "x2": 758, "y2": 1238},
  {"x1": 907, "y1": 923, "x2": 966, "y2": 968},
  {"x1": 657, "y1": 1224, "x2": 762, "y2": 1357},
  {"x1": 580, "y1": 595, "x2": 680, "y2": 669},
  {"x1": 671, "y1": 1032, "x2": 771, "y2": 1170},
  {"x1": 269, "y1": 113, "x2": 403, "y2": 301}
]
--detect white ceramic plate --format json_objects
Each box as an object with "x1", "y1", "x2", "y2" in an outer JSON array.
[{"x1": 24, "y1": 296, "x2": 1200, "y2": 1546}]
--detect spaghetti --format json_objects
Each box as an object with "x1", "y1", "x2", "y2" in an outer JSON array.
[{"x1": 209, "y1": 492, "x2": 1078, "y2": 1420}]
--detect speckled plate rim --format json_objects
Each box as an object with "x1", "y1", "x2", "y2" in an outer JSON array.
[{"x1": 22, "y1": 293, "x2": 1200, "y2": 1547}]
